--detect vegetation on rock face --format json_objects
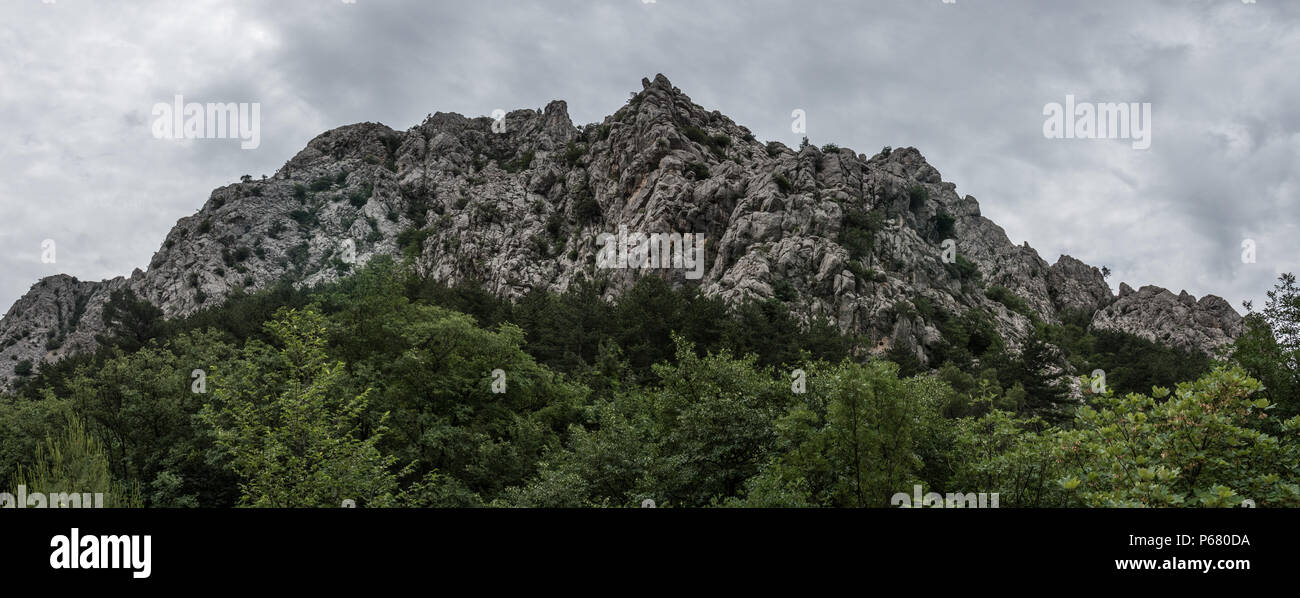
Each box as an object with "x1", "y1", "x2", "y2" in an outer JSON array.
[{"x1": 2, "y1": 259, "x2": 1295, "y2": 508}]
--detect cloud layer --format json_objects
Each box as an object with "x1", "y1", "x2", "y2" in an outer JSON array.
[{"x1": 2, "y1": 0, "x2": 1296, "y2": 316}]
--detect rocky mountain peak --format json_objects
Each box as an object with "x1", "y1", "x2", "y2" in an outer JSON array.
[{"x1": 0, "y1": 75, "x2": 1243, "y2": 388}]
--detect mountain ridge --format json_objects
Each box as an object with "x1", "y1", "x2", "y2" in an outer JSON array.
[{"x1": 0, "y1": 74, "x2": 1243, "y2": 389}]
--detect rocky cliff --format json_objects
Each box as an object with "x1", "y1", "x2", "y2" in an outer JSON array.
[
  {"x1": 1092, "y1": 283, "x2": 1243, "y2": 355},
  {"x1": 0, "y1": 74, "x2": 1241, "y2": 388}
]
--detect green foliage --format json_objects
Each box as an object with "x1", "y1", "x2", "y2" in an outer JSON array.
[
  {"x1": 885, "y1": 343, "x2": 926, "y2": 378},
  {"x1": 845, "y1": 261, "x2": 885, "y2": 286},
  {"x1": 396, "y1": 227, "x2": 435, "y2": 260},
  {"x1": 11, "y1": 414, "x2": 141, "y2": 508},
  {"x1": 772, "y1": 173, "x2": 793, "y2": 194},
  {"x1": 95, "y1": 288, "x2": 163, "y2": 352},
  {"x1": 685, "y1": 161, "x2": 710, "y2": 180},
  {"x1": 1060, "y1": 368, "x2": 1300, "y2": 507},
  {"x1": 1012, "y1": 331, "x2": 1070, "y2": 422},
  {"x1": 946, "y1": 254, "x2": 982, "y2": 284},
  {"x1": 731, "y1": 361, "x2": 941, "y2": 507},
  {"x1": 571, "y1": 189, "x2": 601, "y2": 225},
  {"x1": 62, "y1": 332, "x2": 238, "y2": 506},
  {"x1": 289, "y1": 208, "x2": 316, "y2": 227},
  {"x1": 682, "y1": 125, "x2": 706, "y2": 143},
  {"x1": 907, "y1": 185, "x2": 929, "y2": 212},
  {"x1": 840, "y1": 205, "x2": 884, "y2": 261},
  {"x1": 221, "y1": 246, "x2": 252, "y2": 267},
  {"x1": 309, "y1": 176, "x2": 333, "y2": 192},
  {"x1": 14, "y1": 360, "x2": 33, "y2": 377},
  {"x1": 933, "y1": 309, "x2": 1005, "y2": 371},
  {"x1": 1055, "y1": 328, "x2": 1210, "y2": 398},
  {"x1": 934, "y1": 210, "x2": 956, "y2": 239},
  {"x1": 985, "y1": 285, "x2": 1034, "y2": 319},
  {"x1": 772, "y1": 278, "x2": 797, "y2": 302},
  {"x1": 560, "y1": 142, "x2": 586, "y2": 168},
  {"x1": 681, "y1": 125, "x2": 731, "y2": 158},
  {"x1": 4, "y1": 258, "x2": 1295, "y2": 509},
  {"x1": 201, "y1": 307, "x2": 404, "y2": 507},
  {"x1": 944, "y1": 367, "x2": 1300, "y2": 507},
  {"x1": 1230, "y1": 273, "x2": 1300, "y2": 417},
  {"x1": 348, "y1": 182, "x2": 373, "y2": 208},
  {"x1": 946, "y1": 410, "x2": 1061, "y2": 506},
  {"x1": 645, "y1": 338, "x2": 788, "y2": 505},
  {"x1": 501, "y1": 150, "x2": 535, "y2": 173}
]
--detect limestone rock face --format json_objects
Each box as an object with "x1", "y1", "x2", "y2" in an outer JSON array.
[
  {"x1": 1048, "y1": 255, "x2": 1113, "y2": 316},
  {"x1": 1091, "y1": 285, "x2": 1244, "y2": 355},
  {"x1": 0, "y1": 74, "x2": 1242, "y2": 388}
]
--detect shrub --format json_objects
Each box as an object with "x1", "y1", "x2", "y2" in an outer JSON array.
[
  {"x1": 840, "y1": 206, "x2": 884, "y2": 261},
  {"x1": 908, "y1": 185, "x2": 929, "y2": 212},
  {"x1": 287, "y1": 243, "x2": 310, "y2": 269},
  {"x1": 289, "y1": 209, "x2": 316, "y2": 227},
  {"x1": 986, "y1": 285, "x2": 1034, "y2": 319},
  {"x1": 561, "y1": 143, "x2": 586, "y2": 168},
  {"x1": 14, "y1": 359, "x2": 33, "y2": 377},
  {"x1": 571, "y1": 191, "x2": 600, "y2": 225},
  {"x1": 772, "y1": 173, "x2": 793, "y2": 194},
  {"x1": 772, "y1": 279, "x2": 797, "y2": 302},
  {"x1": 683, "y1": 126, "x2": 708, "y2": 144},
  {"x1": 396, "y1": 227, "x2": 435, "y2": 260},
  {"x1": 348, "y1": 183, "x2": 374, "y2": 209},
  {"x1": 947, "y1": 255, "x2": 981, "y2": 283},
  {"x1": 682, "y1": 126, "x2": 730, "y2": 157},
  {"x1": 502, "y1": 150, "x2": 535, "y2": 174},
  {"x1": 686, "y1": 162, "x2": 710, "y2": 180},
  {"x1": 935, "y1": 210, "x2": 956, "y2": 239}
]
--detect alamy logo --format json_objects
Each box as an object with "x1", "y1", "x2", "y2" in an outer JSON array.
[
  {"x1": 152, "y1": 95, "x2": 261, "y2": 149},
  {"x1": 891, "y1": 485, "x2": 999, "y2": 508},
  {"x1": 1, "y1": 485, "x2": 104, "y2": 508},
  {"x1": 50, "y1": 528, "x2": 151, "y2": 579},
  {"x1": 1043, "y1": 95, "x2": 1151, "y2": 150},
  {"x1": 596, "y1": 225, "x2": 706, "y2": 280}
]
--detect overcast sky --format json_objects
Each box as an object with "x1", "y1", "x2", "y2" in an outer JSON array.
[{"x1": 1, "y1": 0, "x2": 1296, "y2": 318}]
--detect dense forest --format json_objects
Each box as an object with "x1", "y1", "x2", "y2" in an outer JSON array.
[{"x1": 3, "y1": 258, "x2": 1297, "y2": 508}]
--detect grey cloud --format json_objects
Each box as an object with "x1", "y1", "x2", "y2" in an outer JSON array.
[{"x1": 1, "y1": 0, "x2": 1296, "y2": 316}]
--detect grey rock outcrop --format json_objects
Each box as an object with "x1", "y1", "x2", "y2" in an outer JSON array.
[
  {"x1": 1091, "y1": 285, "x2": 1244, "y2": 355},
  {"x1": 1048, "y1": 255, "x2": 1113, "y2": 316},
  {"x1": 0, "y1": 74, "x2": 1242, "y2": 388}
]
